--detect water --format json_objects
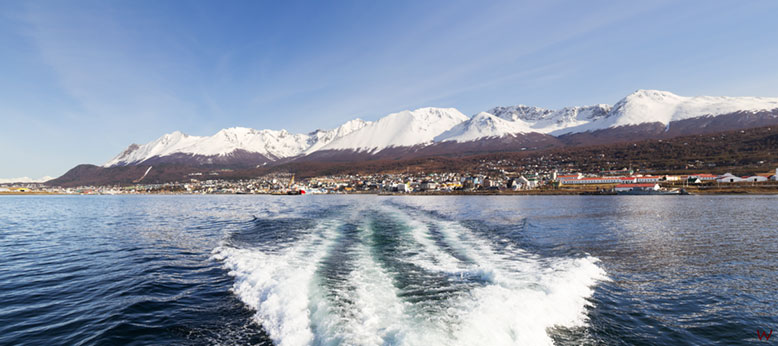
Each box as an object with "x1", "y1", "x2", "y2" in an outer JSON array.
[{"x1": 1, "y1": 195, "x2": 776, "y2": 345}]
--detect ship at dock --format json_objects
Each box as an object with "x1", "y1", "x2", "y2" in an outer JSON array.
[{"x1": 615, "y1": 183, "x2": 689, "y2": 195}]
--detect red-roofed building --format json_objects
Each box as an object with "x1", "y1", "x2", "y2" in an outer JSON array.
[
  {"x1": 561, "y1": 177, "x2": 623, "y2": 185},
  {"x1": 556, "y1": 173, "x2": 583, "y2": 181},
  {"x1": 561, "y1": 176, "x2": 661, "y2": 185},
  {"x1": 689, "y1": 174, "x2": 717, "y2": 181}
]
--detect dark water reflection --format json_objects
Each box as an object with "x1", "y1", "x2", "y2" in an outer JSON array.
[
  {"x1": 394, "y1": 195, "x2": 778, "y2": 345},
  {"x1": 1, "y1": 195, "x2": 776, "y2": 345}
]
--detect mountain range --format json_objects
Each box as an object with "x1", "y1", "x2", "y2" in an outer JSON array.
[
  {"x1": 41, "y1": 90, "x2": 778, "y2": 186},
  {"x1": 103, "y1": 89, "x2": 778, "y2": 169}
]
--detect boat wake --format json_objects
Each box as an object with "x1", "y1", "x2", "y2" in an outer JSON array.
[{"x1": 212, "y1": 201, "x2": 607, "y2": 346}]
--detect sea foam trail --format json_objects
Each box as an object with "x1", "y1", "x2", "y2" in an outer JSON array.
[
  {"x1": 212, "y1": 219, "x2": 340, "y2": 346},
  {"x1": 380, "y1": 205, "x2": 608, "y2": 345},
  {"x1": 308, "y1": 219, "x2": 411, "y2": 345},
  {"x1": 214, "y1": 202, "x2": 607, "y2": 346}
]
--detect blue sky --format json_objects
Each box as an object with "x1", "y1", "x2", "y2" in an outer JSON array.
[{"x1": 1, "y1": 0, "x2": 778, "y2": 179}]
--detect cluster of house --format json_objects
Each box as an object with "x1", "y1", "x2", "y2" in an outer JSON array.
[
  {"x1": 556, "y1": 168, "x2": 778, "y2": 186},
  {"x1": 4, "y1": 167, "x2": 777, "y2": 195},
  {"x1": 306, "y1": 173, "x2": 527, "y2": 193},
  {"x1": 181, "y1": 172, "x2": 543, "y2": 194}
]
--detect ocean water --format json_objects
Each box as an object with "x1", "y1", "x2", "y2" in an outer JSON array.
[{"x1": 1, "y1": 195, "x2": 776, "y2": 345}]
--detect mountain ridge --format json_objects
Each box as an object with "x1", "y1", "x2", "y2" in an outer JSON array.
[
  {"x1": 102, "y1": 90, "x2": 778, "y2": 168},
  {"x1": 47, "y1": 124, "x2": 778, "y2": 187}
]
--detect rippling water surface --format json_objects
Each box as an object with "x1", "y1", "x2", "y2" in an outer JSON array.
[{"x1": 1, "y1": 195, "x2": 776, "y2": 345}]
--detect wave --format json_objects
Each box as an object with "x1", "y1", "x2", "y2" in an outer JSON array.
[
  {"x1": 212, "y1": 219, "x2": 341, "y2": 345},
  {"x1": 213, "y1": 202, "x2": 607, "y2": 345}
]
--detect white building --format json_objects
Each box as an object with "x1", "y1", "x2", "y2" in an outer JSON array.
[
  {"x1": 513, "y1": 176, "x2": 532, "y2": 190},
  {"x1": 562, "y1": 176, "x2": 641, "y2": 185},
  {"x1": 716, "y1": 173, "x2": 745, "y2": 183},
  {"x1": 396, "y1": 183, "x2": 412, "y2": 193},
  {"x1": 634, "y1": 176, "x2": 661, "y2": 183},
  {"x1": 562, "y1": 177, "x2": 622, "y2": 184}
]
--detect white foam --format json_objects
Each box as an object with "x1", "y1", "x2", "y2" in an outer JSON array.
[
  {"x1": 211, "y1": 220, "x2": 340, "y2": 346},
  {"x1": 398, "y1": 211, "x2": 608, "y2": 346},
  {"x1": 307, "y1": 221, "x2": 411, "y2": 345},
  {"x1": 214, "y1": 205, "x2": 607, "y2": 346},
  {"x1": 382, "y1": 206, "x2": 469, "y2": 277}
]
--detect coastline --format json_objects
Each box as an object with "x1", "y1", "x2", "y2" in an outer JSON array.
[{"x1": 4, "y1": 186, "x2": 778, "y2": 196}]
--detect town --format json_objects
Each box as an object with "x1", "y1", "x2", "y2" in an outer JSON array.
[{"x1": 4, "y1": 166, "x2": 778, "y2": 195}]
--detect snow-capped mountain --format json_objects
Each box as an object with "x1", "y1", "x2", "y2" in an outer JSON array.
[
  {"x1": 552, "y1": 90, "x2": 778, "y2": 135},
  {"x1": 487, "y1": 104, "x2": 611, "y2": 126},
  {"x1": 448, "y1": 90, "x2": 778, "y2": 140},
  {"x1": 318, "y1": 107, "x2": 469, "y2": 152},
  {"x1": 103, "y1": 107, "x2": 460, "y2": 167},
  {"x1": 102, "y1": 90, "x2": 778, "y2": 168},
  {"x1": 612, "y1": 89, "x2": 778, "y2": 125},
  {"x1": 104, "y1": 128, "x2": 312, "y2": 167},
  {"x1": 435, "y1": 112, "x2": 534, "y2": 142},
  {"x1": 304, "y1": 119, "x2": 371, "y2": 154},
  {"x1": 445, "y1": 104, "x2": 612, "y2": 140}
]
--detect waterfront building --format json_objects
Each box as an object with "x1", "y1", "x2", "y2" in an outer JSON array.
[
  {"x1": 614, "y1": 183, "x2": 660, "y2": 192},
  {"x1": 661, "y1": 175, "x2": 682, "y2": 182},
  {"x1": 689, "y1": 174, "x2": 718, "y2": 181},
  {"x1": 561, "y1": 177, "x2": 622, "y2": 185},
  {"x1": 634, "y1": 176, "x2": 661, "y2": 183},
  {"x1": 716, "y1": 173, "x2": 745, "y2": 183},
  {"x1": 556, "y1": 173, "x2": 583, "y2": 181}
]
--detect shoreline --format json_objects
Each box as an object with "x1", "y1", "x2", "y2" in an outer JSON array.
[{"x1": 4, "y1": 188, "x2": 778, "y2": 196}]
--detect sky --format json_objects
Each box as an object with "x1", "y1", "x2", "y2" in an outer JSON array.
[{"x1": 1, "y1": 0, "x2": 778, "y2": 179}]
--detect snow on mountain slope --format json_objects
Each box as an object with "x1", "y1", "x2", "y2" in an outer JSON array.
[
  {"x1": 485, "y1": 104, "x2": 611, "y2": 133},
  {"x1": 104, "y1": 131, "x2": 200, "y2": 166},
  {"x1": 198, "y1": 127, "x2": 311, "y2": 157},
  {"x1": 613, "y1": 89, "x2": 778, "y2": 124},
  {"x1": 435, "y1": 104, "x2": 611, "y2": 142},
  {"x1": 488, "y1": 104, "x2": 611, "y2": 123},
  {"x1": 319, "y1": 107, "x2": 469, "y2": 152},
  {"x1": 102, "y1": 90, "x2": 778, "y2": 167},
  {"x1": 544, "y1": 105, "x2": 612, "y2": 128},
  {"x1": 104, "y1": 127, "x2": 311, "y2": 166},
  {"x1": 435, "y1": 112, "x2": 534, "y2": 142},
  {"x1": 552, "y1": 90, "x2": 778, "y2": 135},
  {"x1": 304, "y1": 119, "x2": 371, "y2": 154},
  {"x1": 426, "y1": 90, "x2": 777, "y2": 142},
  {"x1": 488, "y1": 105, "x2": 553, "y2": 122}
]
